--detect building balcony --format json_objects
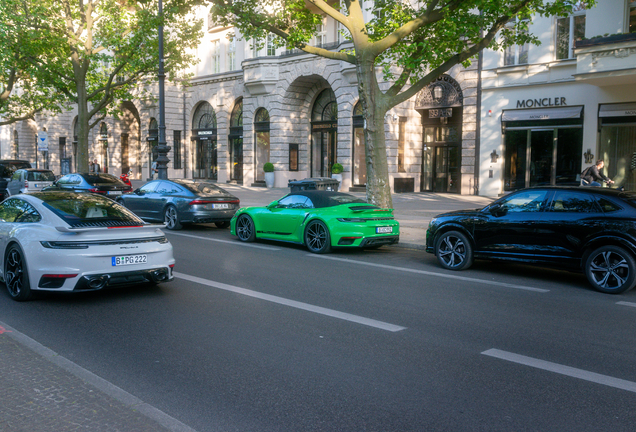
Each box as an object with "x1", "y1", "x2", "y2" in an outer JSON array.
[
  {"x1": 243, "y1": 57, "x2": 280, "y2": 96},
  {"x1": 573, "y1": 33, "x2": 636, "y2": 86}
]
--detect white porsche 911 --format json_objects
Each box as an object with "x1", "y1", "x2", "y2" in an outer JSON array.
[{"x1": 0, "y1": 191, "x2": 175, "y2": 301}]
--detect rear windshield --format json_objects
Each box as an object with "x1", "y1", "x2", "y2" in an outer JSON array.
[
  {"x1": 295, "y1": 192, "x2": 367, "y2": 208},
  {"x1": 34, "y1": 192, "x2": 144, "y2": 227},
  {"x1": 83, "y1": 173, "x2": 122, "y2": 184},
  {"x1": 0, "y1": 162, "x2": 30, "y2": 177},
  {"x1": 27, "y1": 171, "x2": 56, "y2": 181},
  {"x1": 175, "y1": 180, "x2": 226, "y2": 195}
]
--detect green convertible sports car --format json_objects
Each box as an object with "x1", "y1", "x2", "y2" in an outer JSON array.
[{"x1": 230, "y1": 190, "x2": 400, "y2": 253}]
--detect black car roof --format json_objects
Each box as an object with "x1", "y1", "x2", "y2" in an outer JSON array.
[
  {"x1": 521, "y1": 185, "x2": 636, "y2": 198},
  {"x1": 288, "y1": 190, "x2": 366, "y2": 208}
]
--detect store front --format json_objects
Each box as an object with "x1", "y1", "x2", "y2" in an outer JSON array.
[
  {"x1": 311, "y1": 89, "x2": 338, "y2": 178},
  {"x1": 598, "y1": 103, "x2": 636, "y2": 191},
  {"x1": 191, "y1": 102, "x2": 218, "y2": 180},
  {"x1": 502, "y1": 106, "x2": 583, "y2": 191}
]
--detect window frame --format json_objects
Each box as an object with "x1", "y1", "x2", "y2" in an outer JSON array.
[
  {"x1": 555, "y1": 2, "x2": 587, "y2": 60},
  {"x1": 503, "y1": 17, "x2": 529, "y2": 66},
  {"x1": 211, "y1": 39, "x2": 220, "y2": 74}
]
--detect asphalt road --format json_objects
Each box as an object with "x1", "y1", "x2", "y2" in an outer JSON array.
[{"x1": 2, "y1": 225, "x2": 636, "y2": 431}]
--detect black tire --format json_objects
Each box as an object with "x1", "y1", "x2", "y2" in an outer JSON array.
[
  {"x1": 305, "y1": 220, "x2": 331, "y2": 254},
  {"x1": 435, "y1": 230, "x2": 473, "y2": 270},
  {"x1": 236, "y1": 214, "x2": 256, "y2": 242},
  {"x1": 215, "y1": 221, "x2": 230, "y2": 229},
  {"x1": 5, "y1": 244, "x2": 32, "y2": 301},
  {"x1": 164, "y1": 205, "x2": 182, "y2": 230},
  {"x1": 585, "y1": 245, "x2": 636, "y2": 294}
]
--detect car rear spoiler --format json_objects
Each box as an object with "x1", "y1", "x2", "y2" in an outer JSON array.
[
  {"x1": 55, "y1": 223, "x2": 166, "y2": 233},
  {"x1": 349, "y1": 206, "x2": 394, "y2": 213}
]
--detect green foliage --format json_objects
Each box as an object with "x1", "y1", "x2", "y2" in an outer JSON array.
[
  {"x1": 263, "y1": 162, "x2": 275, "y2": 172},
  {"x1": 331, "y1": 163, "x2": 343, "y2": 174}
]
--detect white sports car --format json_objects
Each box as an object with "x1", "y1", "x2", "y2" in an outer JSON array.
[{"x1": 0, "y1": 191, "x2": 175, "y2": 301}]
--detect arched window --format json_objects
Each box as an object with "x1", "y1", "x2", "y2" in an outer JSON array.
[
  {"x1": 192, "y1": 102, "x2": 218, "y2": 180},
  {"x1": 312, "y1": 89, "x2": 338, "y2": 122},
  {"x1": 254, "y1": 108, "x2": 270, "y2": 182},
  {"x1": 229, "y1": 98, "x2": 243, "y2": 182}
]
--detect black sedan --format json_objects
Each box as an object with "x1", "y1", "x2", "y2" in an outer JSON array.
[
  {"x1": 43, "y1": 173, "x2": 132, "y2": 199},
  {"x1": 426, "y1": 186, "x2": 636, "y2": 294},
  {"x1": 116, "y1": 179, "x2": 240, "y2": 230}
]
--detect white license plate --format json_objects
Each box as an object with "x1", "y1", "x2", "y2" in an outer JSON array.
[
  {"x1": 376, "y1": 226, "x2": 393, "y2": 234},
  {"x1": 112, "y1": 254, "x2": 147, "y2": 266},
  {"x1": 213, "y1": 203, "x2": 229, "y2": 209},
  {"x1": 108, "y1": 190, "x2": 122, "y2": 195}
]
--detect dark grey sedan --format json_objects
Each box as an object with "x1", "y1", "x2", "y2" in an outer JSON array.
[
  {"x1": 117, "y1": 179, "x2": 240, "y2": 230},
  {"x1": 43, "y1": 173, "x2": 133, "y2": 199}
]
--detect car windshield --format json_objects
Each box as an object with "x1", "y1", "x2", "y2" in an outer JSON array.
[
  {"x1": 82, "y1": 173, "x2": 123, "y2": 184},
  {"x1": 27, "y1": 171, "x2": 56, "y2": 181},
  {"x1": 175, "y1": 180, "x2": 226, "y2": 195},
  {"x1": 34, "y1": 192, "x2": 144, "y2": 227}
]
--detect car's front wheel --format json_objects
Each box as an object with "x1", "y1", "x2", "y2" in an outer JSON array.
[
  {"x1": 585, "y1": 245, "x2": 636, "y2": 294},
  {"x1": 236, "y1": 214, "x2": 256, "y2": 242},
  {"x1": 5, "y1": 244, "x2": 31, "y2": 301},
  {"x1": 164, "y1": 205, "x2": 183, "y2": 230},
  {"x1": 305, "y1": 220, "x2": 331, "y2": 254},
  {"x1": 435, "y1": 230, "x2": 473, "y2": 270}
]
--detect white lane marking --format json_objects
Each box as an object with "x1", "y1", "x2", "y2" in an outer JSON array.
[
  {"x1": 482, "y1": 349, "x2": 636, "y2": 393},
  {"x1": 166, "y1": 231, "x2": 281, "y2": 250},
  {"x1": 617, "y1": 301, "x2": 636, "y2": 308},
  {"x1": 0, "y1": 321, "x2": 198, "y2": 432},
  {"x1": 174, "y1": 272, "x2": 406, "y2": 332},
  {"x1": 309, "y1": 255, "x2": 549, "y2": 293}
]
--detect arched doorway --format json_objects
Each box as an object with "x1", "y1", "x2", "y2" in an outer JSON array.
[
  {"x1": 192, "y1": 102, "x2": 218, "y2": 180},
  {"x1": 254, "y1": 108, "x2": 270, "y2": 182},
  {"x1": 311, "y1": 89, "x2": 338, "y2": 177},
  {"x1": 415, "y1": 75, "x2": 463, "y2": 193},
  {"x1": 229, "y1": 99, "x2": 243, "y2": 183},
  {"x1": 352, "y1": 101, "x2": 366, "y2": 186}
]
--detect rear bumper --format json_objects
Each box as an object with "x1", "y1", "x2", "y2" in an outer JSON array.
[
  {"x1": 38, "y1": 267, "x2": 173, "y2": 291},
  {"x1": 185, "y1": 208, "x2": 238, "y2": 224},
  {"x1": 337, "y1": 235, "x2": 400, "y2": 247}
]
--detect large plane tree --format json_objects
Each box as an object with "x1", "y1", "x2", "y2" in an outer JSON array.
[{"x1": 209, "y1": 0, "x2": 586, "y2": 207}]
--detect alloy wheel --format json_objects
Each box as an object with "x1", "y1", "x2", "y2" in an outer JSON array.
[{"x1": 305, "y1": 221, "x2": 331, "y2": 253}]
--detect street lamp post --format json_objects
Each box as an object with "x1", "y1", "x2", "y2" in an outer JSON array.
[{"x1": 156, "y1": 0, "x2": 170, "y2": 180}]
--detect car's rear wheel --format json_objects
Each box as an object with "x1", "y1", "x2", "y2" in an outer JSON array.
[
  {"x1": 305, "y1": 220, "x2": 331, "y2": 254},
  {"x1": 236, "y1": 214, "x2": 256, "y2": 242},
  {"x1": 5, "y1": 244, "x2": 31, "y2": 301},
  {"x1": 164, "y1": 205, "x2": 183, "y2": 230},
  {"x1": 215, "y1": 221, "x2": 230, "y2": 229},
  {"x1": 585, "y1": 246, "x2": 636, "y2": 294},
  {"x1": 435, "y1": 231, "x2": 473, "y2": 270}
]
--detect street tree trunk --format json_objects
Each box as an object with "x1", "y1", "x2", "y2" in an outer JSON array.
[{"x1": 357, "y1": 56, "x2": 393, "y2": 209}]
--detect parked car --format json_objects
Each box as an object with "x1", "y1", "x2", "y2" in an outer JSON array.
[
  {"x1": 43, "y1": 173, "x2": 132, "y2": 198},
  {"x1": 426, "y1": 186, "x2": 636, "y2": 294},
  {"x1": 6, "y1": 168, "x2": 56, "y2": 196},
  {"x1": 0, "y1": 160, "x2": 32, "y2": 200},
  {"x1": 231, "y1": 190, "x2": 399, "y2": 253},
  {"x1": 0, "y1": 191, "x2": 175, "y2": 301},
  {"x1": 116, "y1": 179, "x2": 240, "y2": 230}
]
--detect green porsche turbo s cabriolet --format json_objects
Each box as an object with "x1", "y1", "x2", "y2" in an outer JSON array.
[{"x1": 230, "y1": 190, "x2": 400, "y2": 253}]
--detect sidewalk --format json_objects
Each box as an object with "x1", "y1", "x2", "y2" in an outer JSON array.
[{"x1": 131, "y1": 180, "x2": 493, "y2": 250}]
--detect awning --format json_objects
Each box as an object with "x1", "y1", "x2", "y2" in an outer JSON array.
[
  {"x1": 599, "y1": 103, "x2": 636, "y2": 117},
  {"x1": 502, "y1": 106, "x2": 583, "y2": 121}
]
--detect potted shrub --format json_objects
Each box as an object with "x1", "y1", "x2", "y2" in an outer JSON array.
[
  {"x1": 263, "y1": 162, "x2": 275, "y2": 188},
  {"x1": 331, "y1": 163, "x2": 343, "y2": 184}
]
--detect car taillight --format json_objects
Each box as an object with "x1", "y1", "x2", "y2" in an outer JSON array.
[
  {"x1": 88, "y1": 188, "x2": 106, "y2": 194},
  {"x1": 24, "y1": 180, "x2": 29, "y2": 188},
  {"x1": 189, "y1": 199, "x2": 240, "y2": 205}
]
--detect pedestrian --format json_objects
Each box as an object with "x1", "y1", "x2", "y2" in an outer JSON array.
[
  {"x1": 581, "y1": 159, "x2": 614, "y2": 187},
  {"x1": 151, "y1": 160, "x2": 158, "y2": 179},
  {"x1": 91, "y1": 159, "x2": 101, "y2": 174}
]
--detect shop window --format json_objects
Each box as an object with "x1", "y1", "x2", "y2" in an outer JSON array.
[
  {"x1": 556, "y1": 1, "x2": 586, "y2": 59},
  {"x1": 289, "y1": 144, "x2": 299, "y2": 171},
  {"x1": 254, "y1": 108, "x2": 270, "y2": 182},
  {"x1": 173, "y1": 131, "x2": 182, "y2": 169},
  {"x1": 503, "y1": 18, "x2": 529, "y2": 66},
  {"x1": 398, "y1": 117, "x2": 406, "y2": 172},
  {"x1": 630, "y1": 2, "x2": 636, "y2": 33}
]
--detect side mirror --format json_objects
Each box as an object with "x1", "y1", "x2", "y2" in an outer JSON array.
[
  {"x1": 134, "y1": 189, "x2": 143, "y2": 195},
  {"x1": 267, "y1": 200, "x2": 279, "y2": 209},
  {"x1": 489, "y1": 203, "x2": 507, "y2": 216}
]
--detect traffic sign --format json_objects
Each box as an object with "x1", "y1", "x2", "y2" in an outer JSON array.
[{"x1": 37, "y1": 131, "x2": 49, "y2": 151}]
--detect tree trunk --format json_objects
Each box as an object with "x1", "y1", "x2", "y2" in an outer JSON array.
[
  {"x1": 357, "y1": 59, "x2": 393, "y2": 209},
  {"x1": 76, "y1": 80, "x2": 90, "y2": 174}
]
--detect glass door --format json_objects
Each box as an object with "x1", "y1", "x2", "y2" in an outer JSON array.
[
  {"x1": 230, "y1": 138, "x2": 243, "y2": 182},
  {"x1": 433, "y1": 146, "x2": 460, "y2": 192},
  {"x1": 529, "y1": 129, "x2": 553, "y2": 186},
  {"x1": 193, "y1": 139, "x2": 207, "y2": 179},
  {"x1": 311, "y1": 130, "x2": 336, "y2": 177}
]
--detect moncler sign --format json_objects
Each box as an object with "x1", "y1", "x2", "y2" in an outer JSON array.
[{"x1": 517, "y1": 97, "x2": 567, "y2": 108}]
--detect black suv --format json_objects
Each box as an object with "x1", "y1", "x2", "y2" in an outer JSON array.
[{"x1": 0, "y1": 160, "x2": 32, "y2": 200}]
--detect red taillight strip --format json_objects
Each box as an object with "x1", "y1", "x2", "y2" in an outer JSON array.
[
  {"x1": 42, "y1": 274, "x2": 78, "y2": 278},
  {"x1": 189, "y1": 199, "x2": 240, "y2": 205}
]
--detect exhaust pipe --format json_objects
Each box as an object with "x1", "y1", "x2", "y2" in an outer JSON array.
[
  {"x1": 151, "y1": 270, "x2": 168, "y2": 282},
  {"x1": 87, "y1": 276, "x2": 108, "y2": 289}
]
